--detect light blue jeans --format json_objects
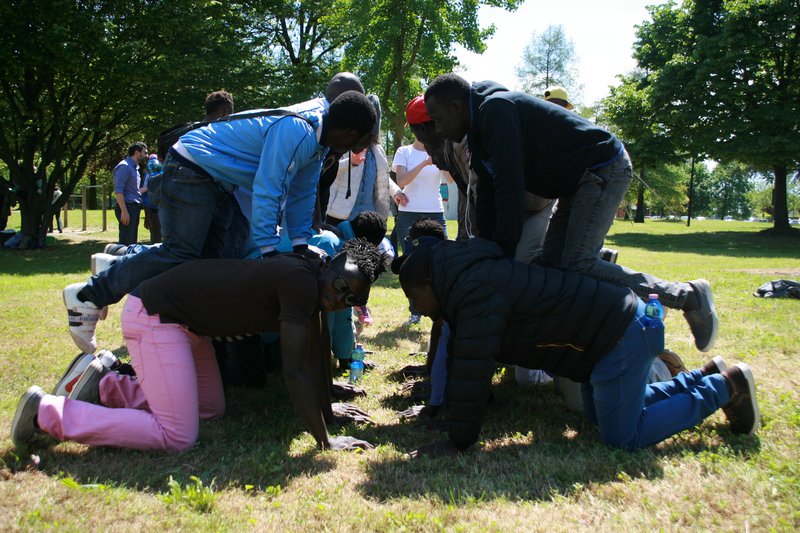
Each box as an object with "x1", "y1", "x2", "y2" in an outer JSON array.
[
  {"x1": 83, "y1": 157, "x2": 234, "y2": 307},
  {"x1": 581, "y1": 301, "x2": 730, "y2": 449},
  {"x1": 541, "y1": 151, "x2": 692, "y2": 309}
]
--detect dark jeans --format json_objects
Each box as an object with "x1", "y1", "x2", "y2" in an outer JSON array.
[
  {"x1": 115, "y1": 202, "x2": 141, "y2": 245},
  {"x1": 83, "y1": 157, "x2": 234, "y2": 307}
]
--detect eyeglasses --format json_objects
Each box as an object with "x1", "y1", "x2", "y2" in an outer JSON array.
[{"x1": 332, "y1": 275, "x2": 360, "y2": 306}]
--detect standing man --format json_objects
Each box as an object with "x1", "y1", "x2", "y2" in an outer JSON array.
[
  {"x1": 113, "y1": 142, "x2": 147, "y2": 245},
  {"x1": 423, "y1": 74, "x2": 717, "y2": 353}
]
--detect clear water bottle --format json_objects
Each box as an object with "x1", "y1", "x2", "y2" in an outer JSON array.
[
  {"x1": 349, "y1": 343, "x2": 365, "y2": 384},
  {"x1": 643, "y1": 294, "x2": 665, "y2": 328}
]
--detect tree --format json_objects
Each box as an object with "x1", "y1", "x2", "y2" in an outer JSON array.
[
  {"x1": 634, "y1": 0, "x2": 800, "y2": 235},
  {"x1": 0, "y1": 0, "x2": 263, "y2": 247},
  {"x1": 336, "y1": 0, "x2": 522, "y2": 153},
  {"x1": 693, "y1": 163, "x2": 754, "y2": 219},
  {"x1": 516, "y1": 25, "x2": 580, "y2": 98}
]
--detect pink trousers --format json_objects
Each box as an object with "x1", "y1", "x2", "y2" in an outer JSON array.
[{"x1": 38, "y1": 296, "x2": 225, "y2": 452}]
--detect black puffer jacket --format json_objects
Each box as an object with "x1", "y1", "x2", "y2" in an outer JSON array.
[
  {"x1": 428, "y1": 238, "x2": 637, "y2": 449},
  {"x1": 468, "y1": 81, "x2": 624, "y2": 255}
]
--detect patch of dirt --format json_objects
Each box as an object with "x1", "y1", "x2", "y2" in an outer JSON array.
[{"x1": 729, "y1": 268, "x2": 800, "y2": 276}]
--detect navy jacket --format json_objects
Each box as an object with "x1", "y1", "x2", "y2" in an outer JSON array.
[{"x1": 428, "y1": 238, "x2": 637, "y2": 449}]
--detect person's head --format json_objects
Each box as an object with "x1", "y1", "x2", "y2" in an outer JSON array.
[
  {"x1": 406, "y1": 96, "x2": 447, "y2": 168},
  {"x1": 318, "y1": 238, "x2": 386, "y2": 312},
  {"x1": 204, "y1": 90, "x2": 234, "y2": 120},
  {"x1": 349, "y1": 210, "x2": 387, "y2": 246},
  {"x1": 128, "y1": 142, "x2": 148, "y2": 163},
  {"x1": 543, "y1": 86, "x2": 574, "y2": 110},
  {"x1": 424, "y1": 74, "x2": 471, "y2": 142},
  {"x1": 398, "y1": 245, "x2": 441, "y2": 320},
  {"x1": 325, "y1": 72, "x2": 365, "y2": 103},
  {"x1": 390, "y1": 218, "x2": 445, "y2": 275},
  {"x1": 324, "y1": 91, "x2": 377, "y2": 155}
]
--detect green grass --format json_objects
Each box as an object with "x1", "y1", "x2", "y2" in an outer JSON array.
[{"x1": 1, "y1": 211, "x2": 799, "y2": 531}]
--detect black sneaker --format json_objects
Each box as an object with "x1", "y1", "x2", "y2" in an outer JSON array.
[
  {"x1": 684, "y1": 279, "x2": 718, "y2": 352},
  {"x1": 721, "y1": 363, "x2": 760, "y2": 436},
  {"x1": 68, "y1": 360, "x2": 108, "y2": 404},
  {"x1": 11, "y1": 386, "x2": 45, "y2": 446},
  {"x1": 103, "y1": 243, "x2": 129, "y2": 256},
  {"x1": 599, "y1": 248, "x2": 619, "y2": 264},
  {"x1": 700, "y1": 355, "x2": 728, "y2": 377}
]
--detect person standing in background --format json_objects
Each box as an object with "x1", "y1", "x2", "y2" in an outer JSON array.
[{"x1": 113, "y1": 142, "x2": 148, "y2": 245}]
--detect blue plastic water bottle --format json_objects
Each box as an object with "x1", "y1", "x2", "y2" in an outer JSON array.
[
  {"x1": 349, "y1": 343, "x2": 365, "y2": 384},
  {"x1": 644, "y1": 294, "x2": 665, "y2": 328}
]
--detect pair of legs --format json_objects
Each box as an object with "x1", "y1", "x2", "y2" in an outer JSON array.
[
  {"x1": 580, "y1": 302, "x2": 730, "y2": 449},
  {"x1": 38, "y1": 296, "x2": 224, "y2": 451},
  {"x1": 395, "y1": 211, "x2": 447, "y2": 321},
  {"x1": 82, "y1": 157, "x2": 234, "y2": 308}
]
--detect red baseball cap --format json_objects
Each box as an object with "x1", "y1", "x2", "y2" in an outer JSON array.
[{"x1": 405, "y1": 95, "x2": 432, "y2": 125}]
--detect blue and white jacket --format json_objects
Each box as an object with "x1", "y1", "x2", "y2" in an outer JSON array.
[{"x1": 176, "y1": 103, "x2": 328, "y2": 253}]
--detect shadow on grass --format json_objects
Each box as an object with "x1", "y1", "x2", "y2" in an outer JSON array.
[
  {"x1": 606, "y1": 230, "x2": 800, "y2": 258},
  {"x1": 0, "y1": 239, "x2": 109, "y2": 276}
]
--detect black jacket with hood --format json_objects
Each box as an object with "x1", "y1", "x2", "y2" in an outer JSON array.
[
  {"x1": 467, "y1": 81, "x2": 624, "y2": 255},
  {"x1": 427, "y1": 238, "x2": 637, "y2": 450}
]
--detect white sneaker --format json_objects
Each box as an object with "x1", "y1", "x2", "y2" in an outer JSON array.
[
  {"x1": 68, "y1": 359, "x2": 108, "y2": 404},
  {"x1": 63, "y1": 282, "x2": 103, "y2": 353},
  {"x1": 90, "y1": 253, "x2": 120, "y2": 275},
  {"x1": 53, "y1": 353, "x2": 96, "y2": 396}
]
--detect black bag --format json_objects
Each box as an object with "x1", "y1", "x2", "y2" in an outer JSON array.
[
  {"x1": 156, "y1": 109, "x2": 315, "y2": 160},
  {"x1": 753, "y1": 279, "x2": 800, "y2": 299}
]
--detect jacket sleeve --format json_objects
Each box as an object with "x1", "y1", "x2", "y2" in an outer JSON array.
[
  {"x1": 476, "y1": 99, "x2": 526, "y2": 256},
  {"x1": 447, "y1": 281, "x2": 509, "y2": 449},
  {"x1": 251, "y1": 117, "x2": 320, "y2": 252}
]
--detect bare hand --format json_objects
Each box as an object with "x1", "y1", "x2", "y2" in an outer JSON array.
[
  {"x1": 398, "y1": 364, "x2": 427, "y2": 378},
  {"x1": 393, "y1": 192, "x2": 409, "y2": 207},
  {"x1": 331, "y1": 381, "x2": 367, "y2": 400},
  {"x1": 328, "y1": 435, "x2": 374, "y2": 451},
  {"x1": 398, "y1": 404, "x2": 437, "y2": 421},
  {"x1": 120, "y1": 210, "x2": 130, "y2": 226},
  {"x1": 409, "y1": 439, "x2": 461, "y2": 458},
  {"x1": 331, "y1": 402, "x2": 374, "y2": 425}
]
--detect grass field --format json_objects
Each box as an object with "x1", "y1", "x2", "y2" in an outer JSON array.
[{"x1": 1, "y1": 211, "x2": 799, "y2": 531}]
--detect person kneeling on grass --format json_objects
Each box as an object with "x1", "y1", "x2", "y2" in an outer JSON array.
[
  {"x1": 397, "y1": 238, "x2": 760, "y2": 455},
  {"x1": 12, "y1": 239, "x2": 385, "y2": 453}
]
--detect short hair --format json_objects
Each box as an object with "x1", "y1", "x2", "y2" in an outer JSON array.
[
  {"x1": 325, "y1": 72, "x2": 365, "y2": 102},
  {"x1": 328, "y1": 91, "x2": 377, "y2": 136},
  {"x1": 424, "y1": 74, "x2": 470, "y2": 104},
  {"x1": 128, "y1": 142, "x2": 147, "y2": 156},
  {"x1": 205, "y1": 90, "x2": 234, "y2": 116},
  {"x1": 408, "y1": 217, "x2": 446, "y2": 241},
  {"x1": 339, "y1": 238, "x2": 386, "y2": 283},
  {"x1": 350, "y1": 211, "x2": 387, "y2": 246},
  {"x1": 398, "y1": 245, "x2": 432, "y2": 290}
]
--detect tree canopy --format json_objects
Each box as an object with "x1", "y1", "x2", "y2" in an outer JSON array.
[{"x1": 516, "y1": 25, "x2": 580, "y2": 99}]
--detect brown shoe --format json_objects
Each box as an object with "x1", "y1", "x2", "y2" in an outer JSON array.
[
  {"x1": 721, "y1": 363, "x2": 760, "y2": 436},
  {"x1": 657, "y1": 350, "x2": 688, "y2": 377},
  {"x1": 700, "y1": 355, "x2": 728, "y2": 377}
]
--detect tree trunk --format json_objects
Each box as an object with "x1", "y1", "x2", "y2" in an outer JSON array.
[
  {"x1": 635, "y1": 168, "x2": 646, "y2": 223},
  {"x1": 89, "y1": 173, "x2": 98, "y2": 210},
  {"x1": 771, "y1": 164, "x2": 792, "y2": 234},
  {"x1": 18, "y1": 191, "x2": 49, "y2": 248}
]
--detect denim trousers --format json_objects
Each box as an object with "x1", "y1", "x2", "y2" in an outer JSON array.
[
  {"x1": 581, "y1": 301, "x2": 730, "y2": 450},
  {"x1": 395, "y1": 211, "x2": 448, "y2": 253},
  {"x1": 541, "y1": 151, "x2": 692, "y2": 309},
  {"x1": 37, "y1": 296, "x2": 225, "y2": 452},
  {"x1": 84, "y1": 159, "x2": 234, "y2": 307},
  {"x1": 115, "y1": 202, "x2": 141, "y2": 245}
]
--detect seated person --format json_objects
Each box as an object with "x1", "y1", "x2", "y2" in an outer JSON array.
[
  {"x1": 12, "y1": 240, "x2": 385, "y2": 453},
  {"x1": 396, "y1": 238, "x2": 759, "y2": 454}
]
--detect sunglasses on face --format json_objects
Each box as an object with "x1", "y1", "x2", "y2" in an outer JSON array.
[{"x1": 333, "y1": 275, "x2": 361, "y2": 306}]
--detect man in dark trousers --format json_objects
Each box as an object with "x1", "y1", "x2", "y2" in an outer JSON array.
[{"x1": 423, "y1": 74, "x2": 717, "y2": 353}]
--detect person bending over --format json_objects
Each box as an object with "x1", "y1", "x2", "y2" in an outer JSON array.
[
  {"x1": 397, "y1": 238, "x2": 759, "y2": 456},
  {"x1": 13, "y1": 240, "x2": 385, "y2": 453}
]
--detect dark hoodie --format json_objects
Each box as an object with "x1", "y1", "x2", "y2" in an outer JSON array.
[
  {"x1": 468, "y1": 81, "x2": 624, "y2": 255},
  {"x1": 427, "y1": 238, "x2": 637, "y2": 449}
]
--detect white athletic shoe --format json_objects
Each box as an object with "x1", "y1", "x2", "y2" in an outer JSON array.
[
  {"x1": 53, "y1": 352, "x2": 96, "y2": 396},
  {"x1": 63, "y1": 282, "x2": 103, "y2": 353},
  {"x1": 90, "y1": 253, "x2": 120, "y2": 276}
]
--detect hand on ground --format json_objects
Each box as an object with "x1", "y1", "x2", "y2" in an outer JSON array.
[
  {"x1": 328, "y1": 435, "x2": 374, "y2": 451},
  {"x1": 331, "y1": 381, "x2": 367, "y2": 400},
  {"x1": 409, "y1": 440, "x2": 461, "y2": 458},
  {"x1": 331, "y1": 402, "x2": 374, "y2": 425}
]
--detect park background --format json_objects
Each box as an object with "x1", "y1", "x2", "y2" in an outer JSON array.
[{"x1": 1, "y1": 0, "x2": 799, "y2": 530}]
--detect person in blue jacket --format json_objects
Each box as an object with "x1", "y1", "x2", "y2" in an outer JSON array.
[{"x1": 63, "y1": 91, "x2": 377, "y2": 354}]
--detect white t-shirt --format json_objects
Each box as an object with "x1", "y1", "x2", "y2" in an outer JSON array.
[{"x1": 392, "y1": 145, "x2": 445, "y2": 213}]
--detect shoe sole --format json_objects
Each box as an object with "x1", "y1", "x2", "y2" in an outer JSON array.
[
  {"x1": 736, "y1": 363, "x2": 760, "y2": 436},
  {"x1": 11, "y1": 386, "x2": 44, "y2": 446},
  {"x1": 711, "y1": 355, "x2": 728, "y2": 374},
  {"x1": 53, "y1": 353, "x2": 96, "y2": 396},
  {"x1": 689, "y1": 279, "x2": 718, "y2": 352},
  {"x1": 657, "y1": 350, "x2": 688, "y2": 376}
]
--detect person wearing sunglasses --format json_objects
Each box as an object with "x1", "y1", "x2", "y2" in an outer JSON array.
[{"x1": 12, "y1": 239, "x2": 385, "y2": 454}]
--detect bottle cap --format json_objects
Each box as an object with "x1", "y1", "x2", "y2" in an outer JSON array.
[{"x1": 648, "y1": 294, "x2": 659, "y2": 300}]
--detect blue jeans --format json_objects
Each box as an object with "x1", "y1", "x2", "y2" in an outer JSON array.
[
  {"x1": 541, "y1": 151, "x2": 692, "y2": 310},
  {"x1": 581, "y1": 301, "x2": 730, "y2": 449},
  {"x1": 83, "y1": 158, "x2": 234, "y2": 307},
  {"x1": 115, "y1": 202, "x2": 141, "y2": 245},
  {"x1": 395, "y1": 211, "x2": 447, "y2": 253}
]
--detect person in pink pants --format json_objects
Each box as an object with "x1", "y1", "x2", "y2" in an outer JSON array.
[{"x1": 11, "y1": 240, "x2": 386, "y2": 452}]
